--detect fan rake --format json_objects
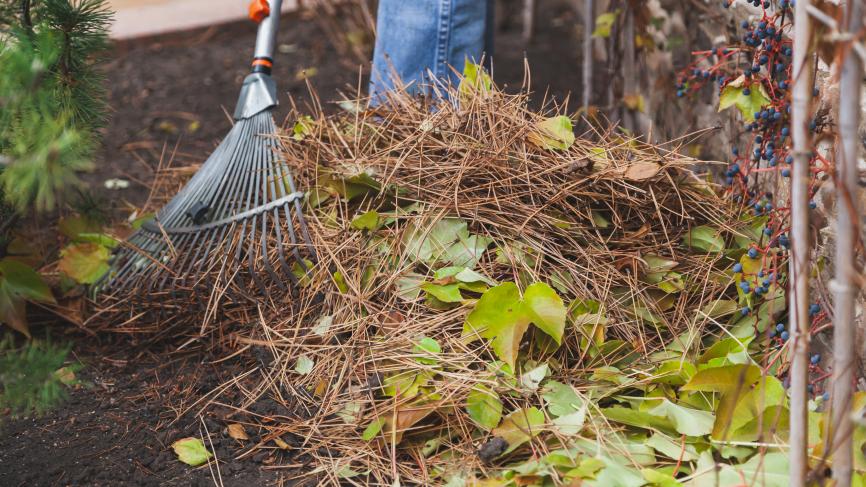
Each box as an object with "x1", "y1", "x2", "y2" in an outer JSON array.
[{"x1": 99, "y1": 0, "x2": 316, "y2": 298}]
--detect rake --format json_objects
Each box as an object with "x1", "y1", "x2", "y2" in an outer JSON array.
[{"x1": 100, "y1": 0, "x2": 316, "y2": 298}]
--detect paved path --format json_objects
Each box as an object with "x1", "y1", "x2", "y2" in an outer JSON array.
[{"x1": 107, "y1": 0, "x2": 298, "y2": 39}]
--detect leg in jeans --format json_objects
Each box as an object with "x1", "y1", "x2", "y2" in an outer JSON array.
[{"x1": 369, "y1": 0, "x2": 491, "y2": 100}]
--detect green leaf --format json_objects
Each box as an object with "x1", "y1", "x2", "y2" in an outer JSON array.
[
  {"x1": 171, "y1": 437, "x2": 212, "y2": 466},
  {"x1": 350, "y1": 210, "x2": 380, "y2": 231},
  {"x1": 395, "y1": 272, "x2": 425, "y2": 302},
  {"x1": 412, "y1": 336, "x2": 441, "y2": 365},
  {"x1": 57, "y1": 243, "x2": 110, "y2": 284},
  {"x1": 718, "y1": 76, "x2": 772, "y2": 123},
  {"x1": 292, "y1": 115, "x2": 314, "y2": 141},
  {"x1": 421, "y1": 283, "x2": 463, "y2": 303},
  {"x1": 0, "y1": 259, "x2": 54, "y2": 303},
  {"x1": 647, "y1": 399, "x2": 714, "y2": 437},
  {"x1": 527, "y1": 115, "x2": 575, "y2": 150},
  {"x1": 402, "y1": 218, "x2": 467, "y2": 264},
  {"x1": 0, "y1": 281, "x2": 29, "y2": 336},
  {"x1": 643, "y1": 468, "x2": 682, "y2": 487},
  {"x1": 58, "y1": 215, "x2": 101, "y2": 241},
  {"x1": 76, "y1": 233, "x2": 119, "y2": 249},
  {"x1": 601, "y1": 407, "x2": 676, "y2": 433},
  {"x1": 522, "y1": 283, "x2": 567, "y2": 345},
  {"x1": 519, "y1": 363, "x2": 549, "y2": 391},
  {"x1": 459, "y1": 61, "x2": 492, "y2": 99},
  {"x1": 651, "y1": 360, "x2": 696, "y2": 386},
  {"x1": 294, "y1": 355, "x2": 314, "y2": 374},
  {"x1": 463, "y1": 282, "x2": 527, "y2": 368},
  {"x1": 462, "y1": 282, "x2": 566, "y2": 367},
  {"x1": 645, "y1": 433, "x2": 698, "y2": 461},
  {"x1": 682, "y1": 226, "x2": 725, "y2": 253},
  {"x1": 722, "y1": 452, "x2": 789, "y2": 486},
  {"x1": 361, "y1": 418, "x2": 386, "y2": 441},
  {"x1": 700, "y1": 299, "x2": 739, "y2": 319},
  {"x1": 682, "y1": 364, "x2": 761, "y2": 393},
  {"x1": 443, "y1": 234, "x2": 493, "y2": 269},
  {"x1": 593, "y1": 11, "x2": 619, "y2": 38},
  {"x1": 491, "y1": 407, "x2": 545, "y2": 454},
  {"x1": 542, "y1": 381, "x2": 586, "y2": 435},
  {"x1": 312, "y1": 315, "x2": 333, "y2": 336},
  {"x1": 591, "y1": 210, "x2": 611, "y2": 228},
  {"x1": 466, "y1": 385, "x2": 502, "y2": 431},
  {"x1": 333, "y1": 271, "x2": 349, "y2": 293}
]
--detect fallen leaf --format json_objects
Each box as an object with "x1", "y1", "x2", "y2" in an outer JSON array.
[
  {"x1": 58, "y1": 243, "x2": 110, "y2": 284},
  {"x1": 227, "y1": 424, "x2": 249, "y2": 441},
  {"x1": 623, "y1": 161, "x2": 661, "y2": 180},
  {"x1": 171, "y1": 437, "x2": 212, "y2": 466}
]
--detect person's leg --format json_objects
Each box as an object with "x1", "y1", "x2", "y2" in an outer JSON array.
[{"x1": 369, "y1": 0, "x2": 489, "y2": 100}]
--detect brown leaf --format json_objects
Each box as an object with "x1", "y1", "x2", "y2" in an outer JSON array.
[
  {"x1": 623, "y1": 161, "x2": 661, "y2": 181},
  {"x1": 0, "y1": 287, "x2": 29, "y2": 337},
  {"x1": 384, "y1": 400, "x2": 438, "y2": 444},
  {"x1": 54, "y1": 367, "x2": 76, "y2": 385},
  {"x1": 227, "y1": 423, "x2": 249, "y2": 441}
]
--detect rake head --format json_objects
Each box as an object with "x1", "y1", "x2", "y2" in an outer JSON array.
[{"x1": 100, "y1": 73, "x2": 316, "y2": 299}]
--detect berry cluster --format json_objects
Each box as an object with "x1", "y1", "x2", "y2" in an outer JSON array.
[{"x1": 677, "y1": 0, "x2": 831, "y2": 400}]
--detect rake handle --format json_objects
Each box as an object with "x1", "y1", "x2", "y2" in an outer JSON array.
[{"x1": 250, "y1": 0, "x2": 282, "y2": 74}]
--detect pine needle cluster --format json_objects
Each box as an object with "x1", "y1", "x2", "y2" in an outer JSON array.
[{"x1": 0, "y1": 1, "x2": 112, "y2": 213}]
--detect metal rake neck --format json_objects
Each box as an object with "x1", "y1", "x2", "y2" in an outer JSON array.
[{"x1": 234, "y1": 0, "x2": 283, "y2": 120}]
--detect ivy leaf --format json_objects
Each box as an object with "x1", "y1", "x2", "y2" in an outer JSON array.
[
  {"x1": 700, "y1": 299, "x2": 739, "y2": 319},
  {"x1": 58, "y1": 243, "x2": 110, "y2": 284},
  {"x1": 718, "y1": 75, "x2": 771, "y2": 122},
  {"x1": 421, "y1": 283, "x2": 464, "y2": 303},
  {"x1": 527, "y1": 115, "x2": 575, "y2": 150},
  {"x1": 601, "y1": 407, "x2": 676, "y2": 433},
  {"x1": 462, "y1": 282, "x2": 566, "y2": 367},
  {"x1": 412, "y1": 336, "x2": 441, "y2": 365},
  {"x1": 350, "y1": 210, "x2": 380, "y2": 231},
  {"x1": 361, "y1": 418, "x2": 386, "y2": 441},
  {"x1": 542, "y1": 381, "x2": 586, "y2": 435},
  {"x1": 522, "y1": 283, "x2": 566, "y2": 345},
  {"x1": 462, "y1": 282, "x2": 525, "y2": 367},
  {"x1": 171, "y1": 437, "x2": 212, "y2": 466},
  {"x1": 491, "y1": 407, "x2": 545, "y2": 454},
  {"x1": 682, "y1": 226, "x2": 725, "y2": 253},
  {"x1": 642, "y1": 468, "x2": 682, "y2": 487},
  {"x1": 443, "y1": 234, "x2": 493, "y2": 269},
  {"x1": 402, "y1": 218, "x2": 467, "y2": 264},
  {"x1": 682, "y1": 364, "x2": 761, "y2": 393},
  {"x1": 647, "y1": 399, "x2": 714, "y2": 437},
  {"x1": 711, "y1": 451, "x2": 789, "y2": 487},
  {"x1": 466, "y1": 385, "x2": 503, "y2": 431},
  {"x1": 519, "y1": 363, "x2": 549, "y2": 391},
  {"x1": 0, "y1": 281, "x2": 29, "y2": 336},
  {"x1": 646, "y1": 433, "x2": 698, "y2": 461},
  {"x1": 0, "y1": 259, "x2": 54, "y2": 304},
  {"x1": 682, "y1": 364, "x2": 763, "y2": 440}
]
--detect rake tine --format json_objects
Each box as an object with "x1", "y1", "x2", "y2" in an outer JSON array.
[{"x1": 101, "y1": 0, "x2": 317, "y2": 303}]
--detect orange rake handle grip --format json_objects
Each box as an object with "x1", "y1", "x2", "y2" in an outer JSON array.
[{"x1": 248, "y1": 0, "x2": 270, "y2": 23}]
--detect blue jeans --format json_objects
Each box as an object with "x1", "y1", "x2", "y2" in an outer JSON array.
[{"x1": 370, "y1": 0, "x2": 492, "y2": 100}]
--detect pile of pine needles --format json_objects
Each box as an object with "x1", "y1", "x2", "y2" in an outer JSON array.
[{"x1": 94, "y1": 77, "x2": 749, "y2": 484}]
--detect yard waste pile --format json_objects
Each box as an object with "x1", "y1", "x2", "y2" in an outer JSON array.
[{"x1": 97, "y1": 73, "x2": 797, "y2": 485}]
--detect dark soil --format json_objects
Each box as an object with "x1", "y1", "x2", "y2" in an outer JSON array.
[{"x1": 1, "y1": 2, "x2": 586, "y2": 485}]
